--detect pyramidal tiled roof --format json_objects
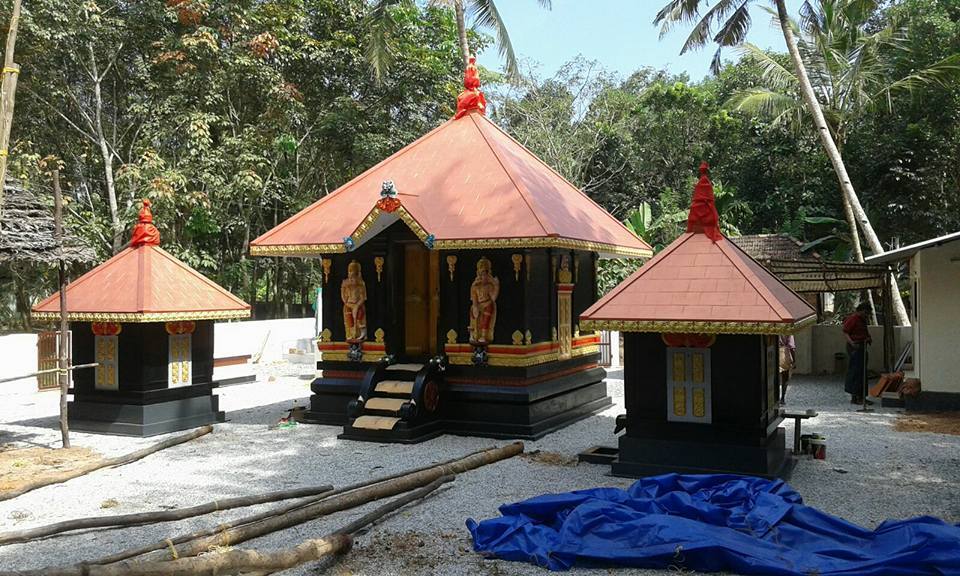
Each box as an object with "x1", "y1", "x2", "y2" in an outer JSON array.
[
  {"x1": 33, "y1": 201, "x2": 250, "y2": 323},
  {"x1": 250, "y1": 68, "x2": 651, "y2": 259},
  {"x1": 581, "y1": 166, "x2": 815, "y2": 335}
]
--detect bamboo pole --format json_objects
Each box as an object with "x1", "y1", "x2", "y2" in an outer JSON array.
[
  {"x1": 0, "y1": 0, "x2": 22, "y2": 226},
  {"x1": 0, "y1": 363, "x2": 97, "y2": 385},
  {"x1": 0, "y1": 485, "x2": 335, "y2": 545},
  {"x1": 11, "y1": 476, "x2": 455, "y2": 576},
  {"x1": 84, "y1": 446, "x2": 499, "y2": 567},
  {"x1": 53, "y1": 170, "x2": 70, "y2": 449},
  {"x1": 131, "y1": 442, "x2": 522, "y2": 564},
  {"x1": 0, "y1": 426, "x2": 213, "y2": 502}
]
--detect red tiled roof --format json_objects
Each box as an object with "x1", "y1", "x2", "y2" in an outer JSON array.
[
  {"x1": 250, "y1": 111, "x2": 652, "y2": 258},
  {"x1": 33, "y1": 237, "x2": 250, "y2": 323},
  {"x1": 580, "y1": 168, "x2": 815, "y2": 335}
]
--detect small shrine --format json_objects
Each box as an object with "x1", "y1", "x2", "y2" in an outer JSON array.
[
  {"x1": 251, "y1": 57, "x2": 652, "y2": 442},
  {"x1": 32, "y1": 200, "x2": 250, "y2": 436},
  {"x1": 580, "y1": 164, "x2": 816, "y2": 477}
]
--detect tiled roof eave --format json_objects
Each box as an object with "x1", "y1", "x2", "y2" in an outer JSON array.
[
  {"x1": 250, "y1": 236, "x2": 652, "y2": 258},
  {"x1": 31, "y1": 309, "x2": 251, "y2": 323},
  {"x1": 580, "y1": 315, "x2": 817, "y2": 336}
]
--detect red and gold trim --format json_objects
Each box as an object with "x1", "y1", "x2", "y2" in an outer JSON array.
[
  {"x1": 661, "y1": 333, "x2": 716, "y2": 348},
  {"x1": 318, "y1": 341, "x2": 387, "y2": 362},
  {"x1": 165, "y1": 321, "x2": 196, "y2": 335},
  {"x1": 91, "y1": 322, "x2": 122, "y2": 336},
  {"x1": 445, "y1": 334, "x2": 600, "y2": 367}
]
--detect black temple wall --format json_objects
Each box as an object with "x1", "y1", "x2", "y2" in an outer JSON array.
[{"x1": 624, "y1": 332, "x2": 773, "y2": 439}]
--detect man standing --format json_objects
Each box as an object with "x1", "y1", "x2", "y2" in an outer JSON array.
[{"x1": 843, "y1": 302, "x2": 873, "y2": 405}]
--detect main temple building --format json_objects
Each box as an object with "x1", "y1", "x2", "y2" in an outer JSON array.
[{"x1": 251, "y1": 58, "x2": 652, "y2": 442}]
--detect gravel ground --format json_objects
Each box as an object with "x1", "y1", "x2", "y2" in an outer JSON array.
[{"x1": 1, "y1": 369, "x2": 959, "y2": 575}]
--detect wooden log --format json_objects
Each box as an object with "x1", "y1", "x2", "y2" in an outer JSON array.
[
  {"x1": 131, "y1": 442, "x2": 522, "y2": 564},
  {"x1": 0, "y1": 426, "x2": 213, "y2": 502},
  {"x1": 85, "y1": 446, "x2": 499, "y2": 566},
  {"x1": 7, "y1": 476, "x2": 455, "y2": 576},
  {"x1": 53, "y1": 169, "x2": 70, "y2": 450},
  {"x1": 0, "y1": 485, "x2": 335, "y2": 545}
]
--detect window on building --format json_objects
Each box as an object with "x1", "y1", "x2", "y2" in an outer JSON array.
[
  {"x1": 95, "y1": 336, "x2": 119, "y2": 391},
  {"x1": 168, "y1": 333, "x2": 192, "y2": 387},
  {"x1": 666, "y1": 347, "x2": 712, "y2": 424}
]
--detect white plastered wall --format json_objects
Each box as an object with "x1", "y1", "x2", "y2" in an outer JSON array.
[{"x1": 913, "y1": 242, "x2": 960, "y2": 393}]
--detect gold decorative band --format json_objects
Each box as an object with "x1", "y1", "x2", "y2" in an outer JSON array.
[
  {"x1": 31, "y1": 309, "x2": 251, "y2": 323},
  {"x1": 446, "y1": 343, "x2": 600, "y2": 367},
  {"x1": 251, "y1": 236, "x2": 651, "y2": 258},
  {"x1": 580, "y1": 315, "x2": 817, "y2": 336}
]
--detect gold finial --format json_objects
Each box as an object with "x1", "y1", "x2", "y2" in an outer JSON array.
[
  {"x1": 511, "y1": 330, "x2": 524, "y2": 346},
  {"x1": 446, "y1": 329, "x2": 458, "y2": 345},
  {"x1": 374, "y1": 328, "x2": 385, "y2": 343},
  {"x1": 525, "y1": 330, "x2": 533, "y2": 345}
]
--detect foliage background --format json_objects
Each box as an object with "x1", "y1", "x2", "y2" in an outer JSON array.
[{"x1": 1, "y1": 0, "x2": 957, "y2": 330}]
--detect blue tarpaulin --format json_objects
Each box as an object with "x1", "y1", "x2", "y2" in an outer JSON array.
[{"x1": 466, "y1": 474, "x2": 960, "y2": 575}]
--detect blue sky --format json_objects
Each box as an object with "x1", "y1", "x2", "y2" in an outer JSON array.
[{"x1": 476, "y1": 0, "x2": 804, "y2": 81}]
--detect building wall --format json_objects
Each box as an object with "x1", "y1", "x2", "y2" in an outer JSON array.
[
  {"x1": 914, "y1": 243, "x2": 960, "y2": 393},
  {"x1": 801, "y1": 324, "x2": 912, "y2": 375},
  {"x1": 0, "y1": 333, "x2": 39, "y2": 395}
]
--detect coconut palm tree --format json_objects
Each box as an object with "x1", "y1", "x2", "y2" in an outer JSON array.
[
  {"x1": 726, "y1": 0, "x2": 960, "y2": 278},
  {"x1": 654, "y1": 0, "x2": 912, "y2": 324},
  {"x1": 364, "y1": 0, "x2": 551, "y2": 83}
]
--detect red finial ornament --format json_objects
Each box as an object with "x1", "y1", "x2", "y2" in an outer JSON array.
[
  {"x1": 455, "y1": 56, "x2": 487, "y2": 119},
  {"x1": 686, "y1": 162, "x2": 722, "y2": 242},
  {"x1": 130, "y1": 199, "x2": 161, "y2": 247}
]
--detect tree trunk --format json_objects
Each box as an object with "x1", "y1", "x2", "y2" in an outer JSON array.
[
  {"x1": 454, "y1": 0, "x2": 470, "y2": 66},
  {"x1": 774, "y1": 0, "x2": 910, "y2": 326},
  {"x1": 88, "y1": 43, "x2": 121, "y2": 253},
  {"x1": 53, "y1": 170, "x2": 71, "y2": 449},
  {"x1": 0, "y1": 0, "x2": 22, "y2": 229}
]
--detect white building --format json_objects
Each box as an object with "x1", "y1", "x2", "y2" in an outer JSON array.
[{"x1": 867, "y1": 232, "x2": 960, "y2": 410}]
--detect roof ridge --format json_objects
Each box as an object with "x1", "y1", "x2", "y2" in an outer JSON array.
[
  {"x1": 471, "y1": 114, "x2": 552, "y2": 237},
  {"x1": 476, "y1": 115, "x2": 651, "y2": 251},
  {"x1": 252, "y1": 118, "x2": 456, "y2": 246},
  {"x1": 151, "y1": 246, "x2": 250, "y2": 310},
  {"x1": 716, "y1": 238, "x2": 792, "y2": 320},
  {"x1": 582, "y1": 233, "x2": 693, "y2": 318},
  {"x1": 138, "y1": 247, "x2": 148, "y2": 312}
]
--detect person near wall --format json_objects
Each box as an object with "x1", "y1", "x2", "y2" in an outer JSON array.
[
  {"x1": 843, "y1": 302, "x2": 873, "y2": 405},
  {"x1": 778, "y1": 334, "x2": 796, "y2": 405}
]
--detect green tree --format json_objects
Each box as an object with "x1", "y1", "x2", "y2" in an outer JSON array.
[
  {"x1": 726, "y1": 0, "x2": 960, "y2": 272},
  {"x1": 364, "y1": 0, "x2": 550, "y2": 81},
  {"x1": 655, "y1": 0, "x2": 911, "y2": 324}
]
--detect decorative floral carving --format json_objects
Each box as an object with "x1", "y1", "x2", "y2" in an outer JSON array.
[
  {"x1": 511, "y1": 254, "x2": 523, "y2": 281},
  {"x1": 374, "y1": 256, "x2": 384, "y2": 282}
]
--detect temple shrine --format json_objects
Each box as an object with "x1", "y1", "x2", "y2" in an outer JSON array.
[
  {"x1": 32, "y1": 200, "x2": 250, "y2": 436},
  {"x1": 580, "y1": 164, "x2": 816, "y2": 477},
  {"x1": 251, "y1": 57, "x2": 652, "y2": 442}
]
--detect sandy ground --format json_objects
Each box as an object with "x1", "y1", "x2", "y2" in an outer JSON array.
[{"x1": 1, "y1": 367, "x2": 959, "y2": 575}]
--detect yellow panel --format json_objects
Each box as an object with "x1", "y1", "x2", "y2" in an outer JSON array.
[
  {"x1": 692, "y1": 352, "x2": 704, "y2": 384},
  {"x1": 673, "y1": 386, "x2": 686, "y2": 416},
  {"x1": 693, "y1": 388, "x2": 705, "y2": 418},
  {"x1": 672, "y1": 352, "x2": 686, "y2": 383}
]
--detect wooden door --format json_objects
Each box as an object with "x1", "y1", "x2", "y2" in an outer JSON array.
[{"x1": 403, "y1": 244, "x2": 437, "y2": 357}]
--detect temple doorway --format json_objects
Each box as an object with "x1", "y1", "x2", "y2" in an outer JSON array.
[{"x1": 403, "y1": 243, "x2": 439, "y2": 358}]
